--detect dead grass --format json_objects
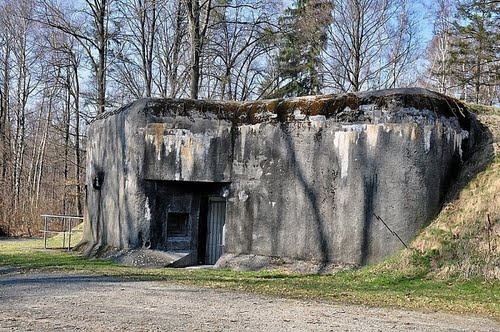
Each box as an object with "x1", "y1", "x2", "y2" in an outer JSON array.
[
  {"x1": 467, "y1": 104, "x2": 500, "y2": 116},
  {"x1": 385, "y1": 108, "x2": 500, "y2": 281},
  {"x1": 413, "y1": 157, "x2": 500, "y2": 279}
]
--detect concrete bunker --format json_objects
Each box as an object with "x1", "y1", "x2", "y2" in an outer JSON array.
[{"x1": 81, "y1": 88, "x2": 480, "y2": 270}]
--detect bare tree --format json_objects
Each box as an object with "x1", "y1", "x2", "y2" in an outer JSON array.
[
  {"x1": 27, "y1": 80, "x2": 55, "y2": 211},
  {"x1": 111, "y1": 0, "x2": 190, "y2": 101},
  {"x1": 37, "y1": 0, "x2": 117, "y2": 114},
  {"x1": 323, "y1": 0, "x2": 417, "y2": 92},
  {"x1": 185, "y1": 0, "x2": 213, "y2": 99},
  {"x1": 206, "y1": 0, "x2": 280, "y2": 100},
  {"x1": 54, "y1": 36, "x2": 85, "y2": 215},
  {"x1": 0, "y1": 0, "x2": 47, "y2": 234},
  {"x1": 383, "y1": 0, "x2": 421, "y2": 88},
  {"x1": 0, "y1": 0, "x2": 88, "y2": 235},
  {"x1": 0, "y1": 0, "x2": 14, "y2": 233},
  {"x1": 425, "y1": 0, "x2": 456, "y2": 94},
  {"x1": 8, "y1": 0, "x2": 41, "y2": 210},
  {"x1": 153, "y1": 0, "x2": 190, "y2": 98},
  {"x1": 0, "y1": 2, "x2": 12, "y2": 187},
  {"x1": 113, "y1": 0, "x2": 159, "y2": 98}
]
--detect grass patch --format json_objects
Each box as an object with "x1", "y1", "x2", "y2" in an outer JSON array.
[
  {"x1": 468, "y1": 103, "x2": 500, "y2": 116},
  {"x1": 0, "y1": 238, "x2": 498, "y2": 319}
]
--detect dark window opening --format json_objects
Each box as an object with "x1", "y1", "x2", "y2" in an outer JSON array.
[{"x1": 167, "y1": 213, "x2": 189, "y2": 237}]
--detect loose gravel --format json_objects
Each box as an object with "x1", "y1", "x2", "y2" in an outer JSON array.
[{"x1": 0, "y1": 272, "x2": 498, "y2": 331}]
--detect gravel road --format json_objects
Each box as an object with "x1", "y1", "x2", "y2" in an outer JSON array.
[{"x1": 0, "y1": 272, "x2": 497, "y2": 331}]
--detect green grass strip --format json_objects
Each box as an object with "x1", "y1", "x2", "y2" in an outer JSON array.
[{"x1": 1, "y1": 238, "x2": 498, "y2": 319}]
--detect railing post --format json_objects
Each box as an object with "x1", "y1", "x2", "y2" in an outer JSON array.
[
  {"x1": 68, "y1": 219, "x2": 72, "y2": 251},
  {"x1": 43, "y1": 216, "x2": 47, "y2": 249},
  {"x1": 62, "y1": 218, "x2": 66, "y2": 249},
  {"x1": 40, "y1": 214, "x2": 83, "y2": 250}
]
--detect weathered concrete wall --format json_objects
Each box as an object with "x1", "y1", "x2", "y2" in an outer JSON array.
[
  {"x1": 83, "y1": 104, "x2": 149, "y2": 251},
  {"x1": 142, "y1": 119, "x2": 233, "y2": 182},
  {"x1": 82, "y1": 88, "x2": 479, "y2": 267},
  {"x1": 82, "y1": 99, "x2": 234, "y2": 261},
  {"x1": 226, "y1": 120, "x2": 466, "y2": 265}
]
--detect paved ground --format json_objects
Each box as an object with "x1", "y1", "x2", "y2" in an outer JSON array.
[{"x1": 0, "y1": 272, "x2": 498, "y2": 331}]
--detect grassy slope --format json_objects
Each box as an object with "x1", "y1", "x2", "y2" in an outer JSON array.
[
  {"x1": 381, "y1": 109, "x2": 499, "y2": 281},
  {"x1": 0, "y1": 106, "x2": 499, "y2": 319}
]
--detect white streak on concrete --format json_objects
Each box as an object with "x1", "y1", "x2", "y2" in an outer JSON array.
[
  {"x1": 366, "y1": 125, "x2": 380, "y2": 150},
  {"x1": 410, "y1": 126, "x2": 418, "y2": 141},
  {"x1": 424, "y1": 127, "x2": 432, "y2": 153},
  {"x1": 334, "y1": 131, "x2": 357, "y2": 179},
  {"x1": 144, "y1": 198, "x2": 151, "y2": 223}
]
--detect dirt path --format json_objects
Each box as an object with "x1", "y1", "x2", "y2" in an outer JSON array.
[{"x1": 0, "y1": 272, "x2": 497, "y2": 331}]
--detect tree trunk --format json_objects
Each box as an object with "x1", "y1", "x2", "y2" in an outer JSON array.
[
  {"x1": 34, "y1": 91, "x2": 52, "y2": 208},
  {"x1": 0, "y1": 44, "x2": 10, "y2": 183},
  {"x1": 169, "y1": 0, "x2": 184, "y2": 97},
  {"x1": 73, "y1": 63, "x2": 82, "y2": 215},
  {"x1": 185, "y1": 0, "x2": 212, "y2": 99},
  {"x1": 96, "y1": 0, "x2": 108, "y2": 114},
  {"x1": 186, "y1": 0, "x2": 201, "y2": 99},
  {"x1": 146, "y1": 0, "x2": 157, "y2": 97},
  {"x1": 63, "y1": 79, "x2": 71, "y2": 214}
]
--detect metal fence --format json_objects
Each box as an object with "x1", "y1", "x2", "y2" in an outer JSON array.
[{"x1": 40, "y1": 215, "x2": 84, "y2": 250}]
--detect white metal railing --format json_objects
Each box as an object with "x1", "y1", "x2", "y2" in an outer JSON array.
[{"x1": 40, "y1": 214, "x2": 84, "y2": 250}]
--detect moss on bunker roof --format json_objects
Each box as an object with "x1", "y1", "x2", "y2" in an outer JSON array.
[{"x1": 94, "y1": 87, "x2": 469, "y2": 125}]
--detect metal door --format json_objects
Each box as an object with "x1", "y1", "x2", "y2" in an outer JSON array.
[{"x1": 206, "y1": 198, "x2": 226, "y2": 264}]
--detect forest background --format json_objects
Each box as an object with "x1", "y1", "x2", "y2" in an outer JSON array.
[{"x1": 0, "y1": 0, "x2": 498, "y2": 236}]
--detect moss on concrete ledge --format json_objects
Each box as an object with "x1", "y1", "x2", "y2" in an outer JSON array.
[{"x1": 94, "y1": 88, "x2": 471, "y2": 126}]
